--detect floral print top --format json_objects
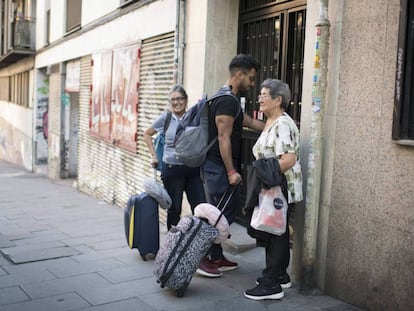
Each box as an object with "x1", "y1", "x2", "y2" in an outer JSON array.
[{"x1": 252, "y1": 112, "x2": 303, "y2": 203}]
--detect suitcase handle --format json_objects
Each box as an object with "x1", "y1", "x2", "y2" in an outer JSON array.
[{"x1": 213, "y1": 181, "x2": 240, "y2": 227}]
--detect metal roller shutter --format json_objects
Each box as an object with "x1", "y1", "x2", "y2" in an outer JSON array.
[{"x1": 78, "y1": 33, "x2": 174, "y2": 225}]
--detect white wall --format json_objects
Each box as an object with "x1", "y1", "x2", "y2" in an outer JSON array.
[
  {"x1": 49, "y1": 0, "x2": 65, "y2": 44},
  {"x1": 184, "y1": 0, "x2": 208, "y2": 103},
  {"x1": 0, "y1": 102, "x2": 33, "y2": 138},
  {"x1": 36, "y1": 0, "x2": 176, "y2": 67},
  {"x1": 184, "y1": 0, "x2": 239, "y2": 104},
  {"x1": 82, "y1": 0, "x2": 120, "y2": 27}
]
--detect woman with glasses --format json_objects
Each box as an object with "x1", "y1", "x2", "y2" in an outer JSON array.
[
  {"x1": 144, "y1": 85, "x2": 206, "y2": 230},
  {"x1": 244, "y1": 79, "x2": 303, "y2": 301}
]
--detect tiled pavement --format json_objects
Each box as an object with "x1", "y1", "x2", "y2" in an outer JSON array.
[{"x1": 0, "y1": 160, "x2": 365, "y2": 311}]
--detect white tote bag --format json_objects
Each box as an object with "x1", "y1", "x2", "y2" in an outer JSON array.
[{"x1": 250, "y1": 186, "x2": 287, "y2": 236}]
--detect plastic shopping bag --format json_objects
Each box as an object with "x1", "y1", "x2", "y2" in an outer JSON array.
[{"x1": 250, "y1": 186, "x2": 287, "y2": 236}]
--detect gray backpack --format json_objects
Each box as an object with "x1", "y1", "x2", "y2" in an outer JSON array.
[{"x1": 174, "y1": 88, "x2": 239, "y2": 167}]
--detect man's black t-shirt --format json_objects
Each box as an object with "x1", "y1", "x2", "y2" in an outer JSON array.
[{"x1": 207, "y1": 94, "x2": 243, "y2": 164}]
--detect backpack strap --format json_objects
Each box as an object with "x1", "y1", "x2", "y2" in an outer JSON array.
[
  {"x1": 204, "y1": 93, "x2": 241, "y2": 152},
  {"x1": 208, "y1": 93, "x2": 242, "y2": 122},
  {"x1": 163, "y1": 111, "x2": 172, "y2": 133}
]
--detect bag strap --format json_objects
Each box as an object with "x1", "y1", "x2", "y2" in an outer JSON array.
[
  {"x1": 153, "y1": 111, "x2": 172, "y2": 179},
  {"x1": 213, "y1": 181, "x2": 241, "y2": 227},
  {"x1": 163, "y1": 111, "x2": 172, "y2": 133}
]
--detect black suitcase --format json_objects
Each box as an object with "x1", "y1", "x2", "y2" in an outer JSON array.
[
  {"x1": 153, "y1": 183, "x2": 239, "y2": 297},
  {"x1": 124, "y1": 192, "x2": 159, "y2": 260}
]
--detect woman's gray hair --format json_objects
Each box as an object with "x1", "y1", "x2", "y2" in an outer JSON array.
[
  {"x1": 169, "y1": 84, "x2": 188, "y2": 100},
  {"x1": 260, "y1": 79, "x2": 291, "y2": 110}
]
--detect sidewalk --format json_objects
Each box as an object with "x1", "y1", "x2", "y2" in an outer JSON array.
[{"x1": 0, "y1": 160, "x2": 364, "y2": 311}]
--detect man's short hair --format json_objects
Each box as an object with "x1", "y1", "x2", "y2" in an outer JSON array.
[{"x1": 229, "y1": 54, "x2": 261, "y2": 75}]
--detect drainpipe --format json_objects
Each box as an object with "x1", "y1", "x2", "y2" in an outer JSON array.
[
  {"x1": 301, "y1": 0, "x2": 330, "y2": 292},
  {"x1": 174, "y1": 0, "x2": 186, "y2": 85}
]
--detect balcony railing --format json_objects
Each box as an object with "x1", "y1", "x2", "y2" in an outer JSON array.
[{"x1": 13, "y1": 19, "x2": 35, "y2": 50}]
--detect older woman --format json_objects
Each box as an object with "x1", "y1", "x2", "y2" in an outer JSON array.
[
  {"x1": 244, "y1": 79, "x2": 303, "y2": 300},
  {"x1": 144, "y1": 85, "x2": 206, "y2": 230}
]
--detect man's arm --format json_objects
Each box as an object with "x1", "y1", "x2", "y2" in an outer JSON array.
[
  {"x1": 242, "y1": 113, "x2": 265, "y2": 131},
  {"x1": 216, "y1": 114, "x2": 241, "y2": 185}
]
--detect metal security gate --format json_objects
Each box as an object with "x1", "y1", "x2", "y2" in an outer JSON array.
[
  {"x1": 237, "y1": 0, "x2": 306, "y2": 224},
  {"x1": 238, "y1": 0, "x2": 306, "y2": 122}
]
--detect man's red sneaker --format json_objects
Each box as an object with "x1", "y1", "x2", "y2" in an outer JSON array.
[
  {"x1": 196, "y1": 258, "x2": 223, "y2": 277},
  {"x1": 211, "y1": 257, "x2": 239, "y2": 272}
]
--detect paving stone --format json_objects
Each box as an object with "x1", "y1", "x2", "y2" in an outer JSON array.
[
  {"x1": 87, "y1": 238, "x2": 126, "y2": 251},
  {"x1": 0, "y1": 286, "x2": 29, "y2": 306},
  {"x1": 185, "y1": 295, "x2": 268, "y2": 311},
  {"x1": 0, "y1": 267, "x2": 7, "y2": 277},
  {"x1": 0, "y1": 269, "x2": 56, "y2": 289},
  {"x1": 76, "y1": 278, "x2": 162, "y2": 305},
  {"x1": 2, "y1": 257, "x2": 75, "y2": 275},
  {"x1": 0, "y1": 292, "x2": 90, "y2": 311},
  {"x1": 62, "y1": 233, "x2": 122, "y2": 247},
  {"x1": 47, "y1": 257, "x2": 126, "y2": 278},
  {"x1": 97, "y1": 262, "x2": 154, "y2": 283},
  {"x1": 1, "y1": 241, "x2": 64, "y2": 253},
  {"x1": 3, "y1": 245, "x2": 80, "y2": 264},
  {"x1": 0, "y1": 161, "x2": 367, "y2": 311},
  {"x1": 71, "y1": 247, "x2": 132, "y2": 263},
  {"x1": 0, "y1": 240, "x2": 14, "y2": 249},
  {"x1": 21, "y1": 273, "x2": 111, "y2": 299},
  {"x1": 139, "y1": 277, "x2": 239, "y2": 311},
  {"x1": 75, "y1": 298, "x2": 156, "y2": 311},
  {"x1": 13, "y1": 232, "x2": 71, "y2": 246}
]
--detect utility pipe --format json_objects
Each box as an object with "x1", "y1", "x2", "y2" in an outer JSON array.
[
  {"x1": 174, "y1": 0, "x2": 186, "y2": 85},
  {"x1": 301, "y1": 0, "x2": 330, "y2": 292}
]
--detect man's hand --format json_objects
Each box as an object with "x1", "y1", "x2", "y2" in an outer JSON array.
[{"x1": 228, "y1": 171, "x2": 242, "y2": 185}]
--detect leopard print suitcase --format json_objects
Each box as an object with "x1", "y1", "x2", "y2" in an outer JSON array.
[{"x1": 153, "y1": 215, "x2": 218, "y2": 297}]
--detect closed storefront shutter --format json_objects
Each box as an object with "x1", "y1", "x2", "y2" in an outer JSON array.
[
  {"x1": 78, "y1": 32, "x2": 174, "y2": 224},
  {"x1": 137, "y1": 32, "x2": 175, "y2": 224}
]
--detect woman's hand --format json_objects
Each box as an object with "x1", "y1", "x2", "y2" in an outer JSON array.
[{"x1": 151, "y1": 155, "x2": 159, "y2": 168}]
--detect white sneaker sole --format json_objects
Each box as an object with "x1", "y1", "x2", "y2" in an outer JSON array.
[
  {"x1": 244, "y1": 291, "x2": 284, "y2": 300},
  {"x1": 217, "y1": 265, "x2": 238, "y2": 272},
  {"x1": 196, "y1": 268, "x2": 223, "y2": 278},
  {"x1": 281, "y1": 282, "x2": 291, "y2": 289},
  {"x1": 255, "y1": 280, "x2": 291, "y2": 289}
]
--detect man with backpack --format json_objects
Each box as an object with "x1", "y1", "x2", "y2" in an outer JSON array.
[{"x1": 197, "y1": 54, "x2": 265, "y2": 277}]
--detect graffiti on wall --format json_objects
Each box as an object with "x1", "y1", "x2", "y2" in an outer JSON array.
[
  {"x1": 91, "y1": 51, "x2": 112, "y2": 139},
  {"x1": 91, "y1": 42, "x2": 141, "y2": 152},
  {"x1": 110, "y1": 44, "x2": 140, "y2": 151},
  {"x1": 36, "y1": 78, "x2": 49, "y2": 162}
]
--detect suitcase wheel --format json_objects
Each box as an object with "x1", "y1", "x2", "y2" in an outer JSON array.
[
  {"x1": 139, "y1": 252, "x2": 148, "y2": 261},
  {"x1": 176, "y1": 289, "x2": 185, "y2": 297}
]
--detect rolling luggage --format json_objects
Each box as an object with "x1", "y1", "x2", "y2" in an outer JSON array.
[
  {"x1": 124, "y1": 192, "x2": 159, "y2": 260},
  {"x1": 153, "y1": 184, "x2": 239, "y2": 297}
]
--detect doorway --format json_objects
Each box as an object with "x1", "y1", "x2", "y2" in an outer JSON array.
[{"x1": 237, "y1": 0, "x2": 306, "y2": 224}]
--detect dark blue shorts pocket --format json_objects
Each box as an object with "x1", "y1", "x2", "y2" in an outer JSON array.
[{"x1": 202, "y1": 160, "x2": 228, "y2": 202}]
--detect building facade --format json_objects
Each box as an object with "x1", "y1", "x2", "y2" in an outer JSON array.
[{"x1": 0, "y1": 0, "x2": 413, "y2": 310}]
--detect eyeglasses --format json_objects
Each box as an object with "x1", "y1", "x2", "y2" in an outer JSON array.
[
  {"x1": 257, "y1": 94, "x2": 269, "y2": 101},
  {"x1": 169, "y1": 97, "x2": 185, "y2": 103}
]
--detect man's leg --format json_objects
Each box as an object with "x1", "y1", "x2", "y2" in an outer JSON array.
[{"x1": 201, "y1": 160, "x2": 239, "y2": 271}]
